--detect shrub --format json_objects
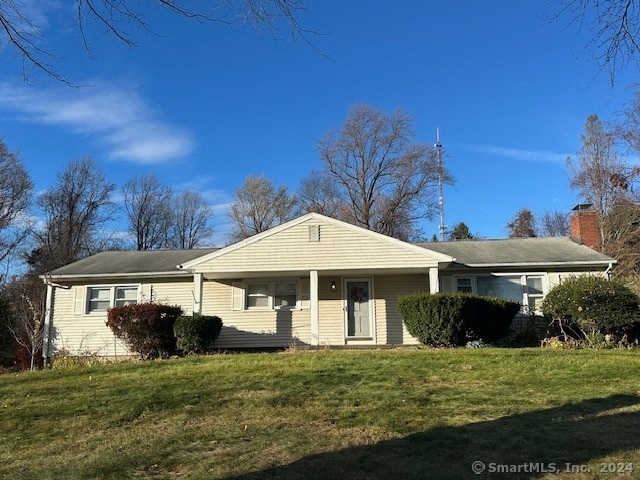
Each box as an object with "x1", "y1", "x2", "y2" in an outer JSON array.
[
  {"x1": 398, "y1": 293, "x2": 519, "y2": 347},
  {"x1": 541, "y1": 275, "x2": 640, "y2": 341},
  {"x1": 174, "y1": 315, "x2": 223, "y2": 354},
  {"x1": 106, "y1": 303, "x2": 183, "y2": 359}
]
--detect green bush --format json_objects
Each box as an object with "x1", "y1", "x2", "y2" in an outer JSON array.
[
  {"x1": 174, "y1": 315, "x2": 223, "y2": 354},
  {"x1": 541, "y1": 276, "x2": 640, "y2": 340},
  {"x1": 398, "y1": 293, "x2": 519, "y2": 346},
  {"x1": 106, "y1": 303, "x2": 183, "y2": 359}
]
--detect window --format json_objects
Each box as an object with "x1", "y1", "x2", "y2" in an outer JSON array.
[
  {"x1": 274, "y1": 281, "x2": 297, "y2": 308},
  {"x1": 469, "y1": 274, "x2": 547, "y2": 313},
  {"x1": 456, "y1": 278, "x2": 472, "y2": 293},
  {"x1": 88, "y1": 287, "x2": 111, "y2": 312},
  {"x1": 115, "y1": 287, "x2": 138, "y2": 307},
  {"x1": 246, "y1": 283, "x2": 270, "y2": 309},
  {"x1": 477, "y1": 275, "x2": 523, "y2": 304},
  {"x1": 525, "y1": 276, "x2": 544, "y2": 313},
  {"x1": 237, "y1": 279, "x2": 302, "y2": 311},
  {"x1": 87, "y1": 285, "x2": 138, "y2": 313}
]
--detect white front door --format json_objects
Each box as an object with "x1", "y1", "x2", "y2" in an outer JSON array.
[{"x1": 345, "y1": 279, "x2": 372, "y2": 339}]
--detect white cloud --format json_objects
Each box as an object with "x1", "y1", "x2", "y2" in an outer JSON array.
[
  {"x1": 0, "y1": 82, "x2": 194, "y2": 164},
  {"x1": 462, "y1": 144, "x2": 570, "y2": 164}
]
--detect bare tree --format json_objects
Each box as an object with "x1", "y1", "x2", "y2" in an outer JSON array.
[
  {"x1": 0, "y1": 138, "x2": 33, "y2": 274},
  {"x1": 168, "y1": 190, "x2": 214, "y2": 249},
  {"x1": 317, "y1": 104, "x2": 450, "y2": 240},
  {"x1": 31, "y1": 156, "x2": 115, "y2": 272},
  {"x1": 568, "y1": 114, "x2": 628, "y2": 247},
  {"x1": 122, "y1": 174, "x2": 173, "y2": 250},
  {"x1": 552, "y1": 0, "x2": 640, "y2": 85},
  {"x1": 538, "y1": 211, "x2": 571, "y2": 237},
  {"x1": 229, "y1": 174, "x2": 297, "y2": 241},
  {"x1": 0, "y1": 1, "x2": 321, "y2": 84},
  {"x1": 602, "y1": 199, "x2": 640, "y2": 276},
  {"x1": 298, "y1": 169, "x2": 348, "y2": 219},
  {"x1": 507, "y1": 208, "x2": 537, "y2": 238}
]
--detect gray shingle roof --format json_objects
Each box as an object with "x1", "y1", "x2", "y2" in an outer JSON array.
[
  {"x1": 49, "y1": 249, "x2": 219, "y2": 277},
  {"x1": 419, "y1": 237, "x2": 614, "y2": 266}
]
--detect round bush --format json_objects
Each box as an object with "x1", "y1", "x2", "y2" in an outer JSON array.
[
  {"x1": 106, "y1": 303, "x2": 183, "y2": 359},
  {"x1": 398, "y1": 293, "x2": 518, "y2": 346},
  {"x1": 541, "y1": 276, "x2": 640, "y2": 339},
  {"x1": 174, "y1": 315, "x2": 222, "y2": 354}
]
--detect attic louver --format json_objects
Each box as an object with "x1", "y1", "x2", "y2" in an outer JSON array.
[{"x1": 308, "y1": 225, "x2": 320, "y2": 242}]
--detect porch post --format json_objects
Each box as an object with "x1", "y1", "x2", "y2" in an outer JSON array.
[
  {"x1": 429, "y1": 267, "x2": 440, "y2": 294},
  {"x1": 310, "y1": 270, "x2": 319, "y2": 345},
  {"x1": 193, "y1": 273, "x2": 203, "y2": 315},
  {"x1": 42, "y1": 284, "x2": 53, "y2": 367}
]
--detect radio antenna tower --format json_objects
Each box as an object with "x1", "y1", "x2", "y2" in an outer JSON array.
[{"x1": 435, "y1": 128, "x2": 447, "y2": 241}]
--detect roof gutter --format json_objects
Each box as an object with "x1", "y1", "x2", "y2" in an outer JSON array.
[
  {"x1": 462, "y1": 260, "x2": 616, "y2": 268},
  {"x1": 41, "y1": 270, "x2": 194, "y2": 283}
]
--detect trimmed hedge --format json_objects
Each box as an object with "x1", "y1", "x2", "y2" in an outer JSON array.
[
  {"x1": 174, "y1": 315, "x2": 223, "y2": 354},
  {"x1": 398, "y1": 293, "x2": 520, "y2": 346},
  {"x1": 106, "y1": 303, "x2": 183, "y2": 359},
  {"x1": 541, "y1": 276, "x2": 640, "y2": 340}
]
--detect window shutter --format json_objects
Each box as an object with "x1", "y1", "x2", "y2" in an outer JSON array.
[
  {"x1": 140, "y1": 284, "x2": 152, "y2": 303},
  {"x1": 73, "y1": 286, "x2": 85, "y2": 315},
  {"x1": 299, "y1": 279, "x2": 310, "y2": 309},
  {"x1": 232, "y1": 282, "x2": 244, "y2": 311}
]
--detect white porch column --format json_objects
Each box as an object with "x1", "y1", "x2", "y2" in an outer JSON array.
[
  {"x1": 310, "y1": 270, "x2": 319, "y2": 345},
  {"x1": 193, "y1": 273, "x2": 203, "y2": 315},
  {"x1": 42, "y1": 284, "x2": 54, "y2": 366},
  {"x1": 429, "y1": 267, "x2": 440, "y2": 294}
]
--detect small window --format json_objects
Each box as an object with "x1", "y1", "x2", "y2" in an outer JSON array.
[
  {"x1": 115, "y1": 287, "x2": 138, "y2": 307},
  {"x1": 274, "y1": 282, "x2": 297, "y2": 308},
  {"x1": 456, "y1": 278, "x2": 472, "y2": 293},
  {"x1": 88, "y1": 287, "x2": 111, "y2": 312},
  {"x1": 246, "y1": 283, "x2": 270, "y2": 309}
]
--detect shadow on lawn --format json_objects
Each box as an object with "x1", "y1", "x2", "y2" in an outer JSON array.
[{"x1": 229, "y1": 394, "x2": 640, "y2": 480}]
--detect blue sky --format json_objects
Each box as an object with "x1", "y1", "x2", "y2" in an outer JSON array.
[{"x1": 1, "y1": 1, "x2": 638, "y2": 245}]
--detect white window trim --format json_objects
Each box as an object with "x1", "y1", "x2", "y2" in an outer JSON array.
[
  {"x1": 236, "y1": 279, "x2": 307, "y2": 312},
  {"x1": 85, "y1": 284, "x2": 141, "y2": 315}
]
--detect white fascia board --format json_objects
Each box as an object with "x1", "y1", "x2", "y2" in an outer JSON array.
[{"x1": 44, "y1": 271, "x2": 193, "y2": 283}]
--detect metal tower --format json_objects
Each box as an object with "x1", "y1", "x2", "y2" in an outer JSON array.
[{"x1": 435, "y1": 128, "x2": 447, "y2": 241}]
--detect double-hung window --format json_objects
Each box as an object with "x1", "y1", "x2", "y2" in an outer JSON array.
[
  {"x1": 274, "y1": 281, "x2": 297, "y2": 308},
  {"x1": 87, "y1": 285, "x2": 138, "y2": 313},
  {"x1": 246, "y1": 283, "x2": 270, "y2": 309},
  {"x1": 240, "y1": 280, "x2": 300, "y2": 310}
]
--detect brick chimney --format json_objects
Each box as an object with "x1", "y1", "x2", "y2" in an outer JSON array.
[{"x1": 570, "y1": 204, "x2": 601, "y2": 250}]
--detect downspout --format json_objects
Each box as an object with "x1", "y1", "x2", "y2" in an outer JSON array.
[{"x1": 40, "y1": 277, "x2": 70, "y2": 367}]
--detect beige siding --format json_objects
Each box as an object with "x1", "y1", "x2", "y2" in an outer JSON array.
[
  {"x1": 49, "y1": 285, "x2": 130, "y2": 357},
  {"x1": 202, "y1": 280, "x2": 311, "y2": 348},
  {"x1": 195, "y1": 218, "x2": 441, "y2": 273},
  {"x1": 374, "y1": 274, "x2": 428, "y2": 345},
  {"x1": 48, "y1": 277, "x2": 193, "y2": 358},
  {"x1": 148, "y1": 278, "x2": 195, "y2": 314},
  {"x1": 317, "y1": 277, "x2": 344, "y2": 345}
]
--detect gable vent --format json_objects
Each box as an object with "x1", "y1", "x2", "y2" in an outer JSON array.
[{"x1": 308, "y1": 225, "x2": 320, "y2": 242}]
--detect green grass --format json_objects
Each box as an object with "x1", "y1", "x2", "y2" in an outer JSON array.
[{"x1": 1, "y1": 348, "x2": 640, "y2": 479}]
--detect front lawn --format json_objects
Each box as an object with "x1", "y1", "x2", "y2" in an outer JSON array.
[{"x1": 1, "y1": 348, "x2": 639, "y2": 479}]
